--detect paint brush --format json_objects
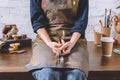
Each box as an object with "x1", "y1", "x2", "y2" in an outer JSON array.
[
  {"x1": 107, "y1": 9, "x2": 111, "y2": 27},
  {"x1": 104, "y1": 9, "x2": 107, "y2": 27},
  {"x1": 99, "y1": 20, "x2": 103, "y2": 27}
]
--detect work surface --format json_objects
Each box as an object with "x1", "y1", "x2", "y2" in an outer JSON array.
[
  {"x1": 0, "y1": 42, "x2": 120, "y2": 72},
  {"x1": 88, "y1": 42, "x2": 120, "y2": 71},
  {"x1": 0, "y1": 48, "x2": 32, "y2": 72}
]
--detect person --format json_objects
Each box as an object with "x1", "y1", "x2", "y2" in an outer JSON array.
[{"x1": 26, "y1": 0, "x2": 89, "y2": 80}]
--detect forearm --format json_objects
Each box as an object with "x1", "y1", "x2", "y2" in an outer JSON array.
[
  {"x1": 37, "y1": 28, "x2": 52, "y2": 46},
  {"x1": 37, "y1": 28, "x2": 62, "y2": 54},
  {"x1": 71, "y1": 0, "x2": 88, "y2": 38},
  {"x1": 70, "y1": 32, "x2": 81, "y2": 45}
]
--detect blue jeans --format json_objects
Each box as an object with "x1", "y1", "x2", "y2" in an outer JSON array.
[{"x1": 32, "y1": 68, "x2": 87, "y2": 80}]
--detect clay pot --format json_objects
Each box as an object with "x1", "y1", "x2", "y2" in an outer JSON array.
[
  {"x1": 114, "y1": 15, "x2": 120, "y2": 44},
  {"x1": 114, "y1": 22, "x2": 120, "y2": 34}
]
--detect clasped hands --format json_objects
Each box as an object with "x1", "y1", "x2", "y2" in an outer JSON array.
[{"x1": 48, "y1": 39, "x2": 75, "y2": 56}]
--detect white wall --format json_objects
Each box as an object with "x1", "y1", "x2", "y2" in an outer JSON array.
[
  {"x1": 0, "y1": 0, "x2": 120, "y2": 41},
  {"x1": 0, "y1": 0, "x2": 36, "y2": 40},
  {"x1": 87, "y1": 0, "x2": 120, "y2": 41}
]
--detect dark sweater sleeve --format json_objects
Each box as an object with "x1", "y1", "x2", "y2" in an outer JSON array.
[
  {"x1": 30, "y1": 0, "x2": 49, "y2": 33},
  {"x1": 71, "y1": 0, "x2": 89, "y2": 38}
]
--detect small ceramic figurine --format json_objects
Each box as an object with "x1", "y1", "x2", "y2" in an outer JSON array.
[{"x1": 2, "y1": 24, "x2": 18, "y2": 40}]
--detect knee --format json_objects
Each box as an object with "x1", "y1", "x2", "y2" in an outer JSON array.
[
  {"x1": 42, "y1": 67, "x2": 53, "y2": 71},
  {"x1": 67, "y1": 69, "x2": 86, "y2": 80},
  {"x1": 32, "y1": 68, "x2": 55, "y2": 80},
  {"x1": 73, "y1": 69, "x2": 86, "y2": 78},
  {"x1": 72, "y1": 69, "x2": 84, "y2": 75},
  {"x1": 42, "y1": 68, "x2": 54, "y2": 75}
]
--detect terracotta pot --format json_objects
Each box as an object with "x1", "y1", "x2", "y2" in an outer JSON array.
[
  {"x1": 114, "y1": 22, "x2": 120, "y2": 34},
  {"x1": 114, "y1": 18, "x2": 120, "y2": 44}
]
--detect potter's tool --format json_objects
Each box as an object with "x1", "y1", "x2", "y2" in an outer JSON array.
[{"x1": 54, "y1": 30, "x2": 65, "y2": 66}]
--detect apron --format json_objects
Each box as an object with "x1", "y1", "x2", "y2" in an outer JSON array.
[{"x1": 26, "y1": 0, "x2": 89, "y2": 76}]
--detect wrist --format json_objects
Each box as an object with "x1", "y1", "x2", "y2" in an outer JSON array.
[
  {"x1": 70, "y1": 40, "x2": 76, "y2": 45},
  {"x1": 70, "y1": 32, "x2": 81, "y2": 45},
  {"x1": 46, "y1": 41, "x2": 52, "y2": 47}
]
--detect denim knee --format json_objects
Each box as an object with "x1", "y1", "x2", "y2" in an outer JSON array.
[
  {"x1": 72, "y1": 69, "x2": 85, "y2": 75},
  {"x1": 32, "y1": 68, "x2": 62, "y2": 80},
  {"x1": 32, "y1": 68, "x2": 54, "y2": 80},
  {"x1": 66, "y1": 69, "x2": 87, "y2": 80},
  {"x1": 42, "y1": 68, "x2": 53, "y2": 73}
]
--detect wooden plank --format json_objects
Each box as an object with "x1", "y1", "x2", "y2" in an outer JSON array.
[
  {"x1": 0, "y1": 72, "x2": 34, "y2": 80},
  {"x1": 0, "y1": 48, "x2": 32, "y2": 72},
  {"x1": 88, "y1": 42, "x2": 120, "y2": 71}
]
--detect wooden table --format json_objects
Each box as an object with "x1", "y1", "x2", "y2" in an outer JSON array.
[
  {"x1": 0, "y1": 48, "x2": 34, "y2": 80},
  {"x1": 88, "y1": 42, "x2": 120, "y2": 80},
  {"x1": 0, "y1": 48, "x2": 32, "y2": 72},
  {"x1": 88, "y1": 42, "x2": 120, "y2": 71},
  {"x1": 0, "y1": 42, "x2": 120, "y2": 80}
]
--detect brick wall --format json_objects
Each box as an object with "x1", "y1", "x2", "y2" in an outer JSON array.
[
  {"x1": 0, "y1": 0, "x2": 120, "y2": 41},
  {"x1": 87, "y1": 0, "x2": 120, "y2": 41},
  {"x1": 0, "y1": 0, "x2": 36, "y2": 40}
]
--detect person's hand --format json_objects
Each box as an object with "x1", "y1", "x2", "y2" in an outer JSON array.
[
  {"x1": 47, "y1": 42, "x2": 62, "y2": 54},
  {"x1": 60, "y1": 39, "x2": 76, "y2": 56}
]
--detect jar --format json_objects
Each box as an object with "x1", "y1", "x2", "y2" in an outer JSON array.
[
  {"x1": 12, "y1": 35, "x2": 18, "y2": 40},
  {"x1": 0, "y1": 41, "x2": 9, "y2": 53}
]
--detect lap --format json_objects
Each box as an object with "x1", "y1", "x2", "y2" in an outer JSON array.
[
  {"x1": 32, "y1": 39, "x2": 88, "y2": 63},
  {"x1": 32, "y1": 68, "x2": 87, "y2": 80},
  {"x1": 28, "y1": 39, "x2": 89, "y2": 75}
]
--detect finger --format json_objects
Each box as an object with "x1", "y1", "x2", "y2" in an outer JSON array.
[
  {"x1": 54, "y1": 42, "x2": 61, "y2": 47},
  {"x1": 62, "y1": 50, "x2": 71, "y2": 56},
  {"x1": 60, "y1": 44, "x2": 68, "y2": 50},
  {"x1": 56, "y1": 43, "x2": 62, "y2": 47},
  {"x1": 61, "y1": 39, "x2": 65, "y2": 45},
  {"x1": 53, "y1": 47, "x2": 59, "y2": 54},
  {"x1": 53, "y1": 49, "x2": 58, "y2": 54}
]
